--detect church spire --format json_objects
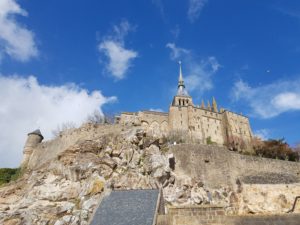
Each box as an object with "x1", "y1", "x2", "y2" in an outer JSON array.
[
  {"x1": 212, "y1": 97, "x2": 218, "y2": 112},
  {"x1": 179, "y1": 61, "x2": 183, "y2": 83},
  {"x1": 201, "y1": 99, "x2": 205, "y2": 109},
  {"x1": 207, "y1": 100, "x2": 211, "y2": 111},
  {"x1": 177, "y1": 61, "x2": 189, "y2": 96}
]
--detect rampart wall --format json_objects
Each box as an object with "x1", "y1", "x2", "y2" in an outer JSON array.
[
  {"x1": 28, "y1": 124, "x2": 123, "y2": 169},
  {"x1": 170, "y1": 144, "x2": 300, "y2": 188},
  {"x1": 157, "y1": 206, "x2": 300, "y2": 225}
]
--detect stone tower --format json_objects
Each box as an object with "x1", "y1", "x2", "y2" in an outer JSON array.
[
  {"x1": 21, "y1": 129, "x2": 44, "y2": 167},
  {"x1": 169, "y1": 62, "x2": 193, "y2": 132}
]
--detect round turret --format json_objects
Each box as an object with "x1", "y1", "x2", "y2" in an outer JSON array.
[{"x1": 21, "y1": 129, "x2": 44, "y2": 167}]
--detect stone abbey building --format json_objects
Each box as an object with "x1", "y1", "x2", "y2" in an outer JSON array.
[{"x1": 118, "y1": 63, "x2": 253, "y2": 146}]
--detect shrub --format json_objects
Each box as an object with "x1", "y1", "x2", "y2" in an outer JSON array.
[
  {"x1": 226, "y1": 135, "x2": 247, "y2": 151},
  {"x1": 206, "y1": 136, "x2": 217, "y2": 145},
  {"x1": 254, "y1": 138, "x2": 299, "y2": 162},
  {"x1": 0, "y1": 168, "x2": 22, "y2": 186}
]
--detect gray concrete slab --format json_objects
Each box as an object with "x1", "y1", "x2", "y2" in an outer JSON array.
[{"x1": 90, "y1": 189, "x2": 160, "y2": 225}]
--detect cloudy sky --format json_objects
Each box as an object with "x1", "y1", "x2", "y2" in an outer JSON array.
[{"x1": 1, "y1": 0, "x2": 300, "y2": 167}]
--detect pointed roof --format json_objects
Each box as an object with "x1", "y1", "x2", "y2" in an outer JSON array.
[
  {"x1": 201, "y1": 99, "x2": 205, "y2": 109},
  {"x1": 207, "y1": 100, "x2": 211, "y2": 111},
  {"x1": 212, "y1": 97, "x2": 218, "y2": 112},
  {"x1": 28, "y1": 129, "x2": 44, "y2": 139},
  {"x1": 178, "y1": 61, "x2": 183, "y2": 83},
  {"x1": 176, "y1": 61, "x2": 189, "y2": 96}
]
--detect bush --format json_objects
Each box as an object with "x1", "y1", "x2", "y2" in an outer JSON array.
[
  {"x1": 226, "y1": 135, "x2": 247, "y2": 151},
  {"x1": 254, "y1": 138, "x2": 299, "y2": 162},
  {"x1": 0, "y1": 168, "x2": 22, "y2": 186},
  {"x1": 206, "y1": 136, "x2": 217, "y2": 145}
]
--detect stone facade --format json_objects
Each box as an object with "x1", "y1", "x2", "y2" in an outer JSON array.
[
  {"x1": 157, "y1": 206, "x2": 300, "y2": 225},
  {"x1": 118, "y1": 64, "x2": 253, "y2": 147}
]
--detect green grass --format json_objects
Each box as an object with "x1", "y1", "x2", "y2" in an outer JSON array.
[{"x1": 0, "y1": 168, "x2": 22, "y2": 186}]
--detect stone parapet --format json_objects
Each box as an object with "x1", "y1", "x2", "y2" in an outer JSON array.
[{"x1": 158, "y1": 205, "x2": 300, "y2": 225}]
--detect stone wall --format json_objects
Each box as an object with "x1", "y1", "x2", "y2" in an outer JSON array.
[
  {"x1": 223, "y1": 110, "x2": 253, "y2": 145},
  {"x1": 119, "y1": 99, "x2": 253, "y2": 147},
  {"x1": 156, "y1": 206, "x2": 300, "y2": 225},
  {"x1": 28, "y1": 124, "x2": 124, "y2": 169},
  {"x1": 170, "y1": 144, "x2": 300, "y2": 188},
  {"x1": 119, "y1": 111, "x2": 169, "y2": 137},
  {"x1": 167, "y1": 205, "x2": 226, "y2": 225}
]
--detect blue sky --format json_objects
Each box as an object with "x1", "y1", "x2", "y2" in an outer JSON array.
[{"x1": 1, "y1": 0, "x2": 300, "y2": 166}]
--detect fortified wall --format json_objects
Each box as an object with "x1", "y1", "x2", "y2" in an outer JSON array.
[{"x1": 170, "y1": 144, "x2": 300, "y2": 188}]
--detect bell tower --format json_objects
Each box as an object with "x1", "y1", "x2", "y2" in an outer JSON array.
[
  {"x1": 169, "y1": 62, "x2": 193, "y2": 132},
  {"x1": 171, "y1": 61, "x2": 193, "y2": 107}
]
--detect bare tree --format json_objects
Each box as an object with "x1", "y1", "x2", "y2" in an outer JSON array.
[
  {"x1": 52, "y1": 121, "x2": 76, "y2": 137},
  {"x1": 87, "y1": 110, "x2": 105, "y2": 124},
  {"x1": 293, "y1": 142, "x2": 300, "y2": 155},
  {"x1": 86, "y1": 110, "x2": 116, "y2": 125}
]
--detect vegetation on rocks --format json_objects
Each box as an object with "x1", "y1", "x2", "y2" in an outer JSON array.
[{"x1": 0, "y1": 168, "x2": 22, "y2": 186}]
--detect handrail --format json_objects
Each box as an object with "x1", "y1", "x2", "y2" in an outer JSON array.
[{"x1": 287, "y1": 196, "x2": 300, "y2": 213}]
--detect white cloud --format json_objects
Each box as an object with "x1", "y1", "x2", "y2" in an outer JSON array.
[
  {"x1": 187, "y1": 0, "x2": 208, "y2": 23},
  {"x1": 166, "y1": 43, "x2": 190, "y2": 60},
  {"x1": 149, "y1": 108, "x2": 164, "y2": 112},
  {"x1": 98, "y1": 20, "x2": 138, "y2": 80},
  {"x1": 99, "y1": 41, "x2": 137, "y2": 80},
  {"x1": 0, "y1": 75, "x2": 116, "y2": 167},
  {"x1": 254, "y1": 129, "x2": 270, "y2": 140},
  {"x1": 0, "y1": 0, "x2": 38, "y2": 61},
  {"x1": 166, "y1": 43, "x2": 220, "y2": 94},
  {"x1": 231, "y1": 78, "x2": 300, "y2": 118}
]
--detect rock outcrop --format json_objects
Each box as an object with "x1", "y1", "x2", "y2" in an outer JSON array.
[{"x1": 0, "y1": 123, "x2": 300, "y2": 225}]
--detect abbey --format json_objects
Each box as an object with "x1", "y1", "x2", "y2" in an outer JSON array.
[{"x1": 118, "y1": 63, "x2": 253, "y2": 146}]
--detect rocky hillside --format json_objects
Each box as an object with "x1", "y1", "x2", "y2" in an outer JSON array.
[{"x1": 0, "y1": 123, "x2": 299, "y2": 225}]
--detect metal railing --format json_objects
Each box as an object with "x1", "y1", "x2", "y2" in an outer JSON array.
[{"x1": 287, "y1": 196, "x2": 300, "y2": 213}]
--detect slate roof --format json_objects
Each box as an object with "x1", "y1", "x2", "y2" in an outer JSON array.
[
  {"x1": 90, "y1": 189, "x2": 160, "y2": 225},
  {"x1": 28, "y1": 129, "x2": 44, "y2": 139}
]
